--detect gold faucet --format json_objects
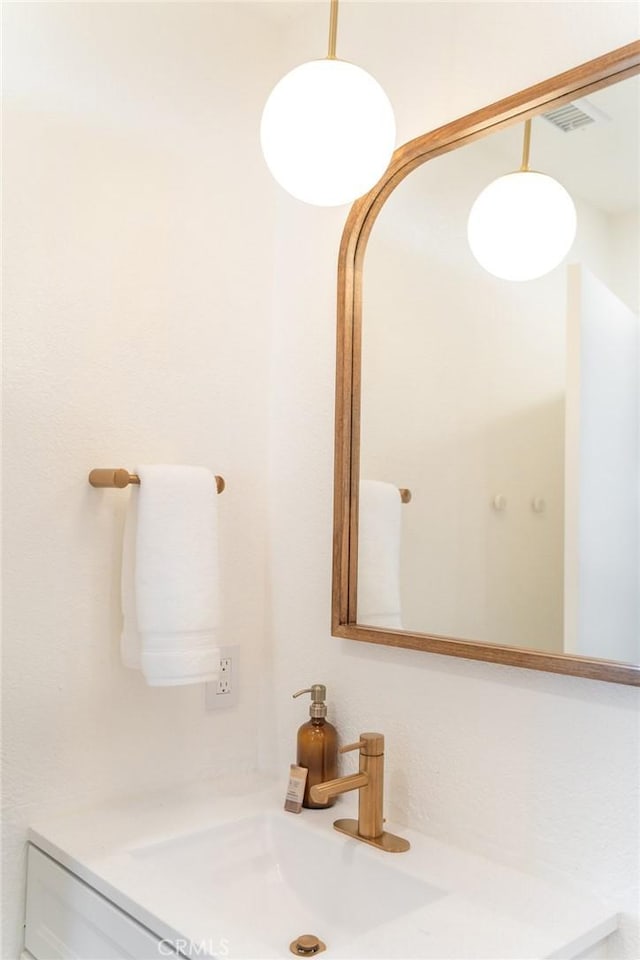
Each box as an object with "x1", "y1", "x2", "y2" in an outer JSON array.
[{"x1": 309, "y1": 732, "x2": 410, "y2": 853}]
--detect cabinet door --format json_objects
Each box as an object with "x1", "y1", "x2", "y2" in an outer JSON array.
[{"x1": 25, "y1": 845, "x2": 178, "y2": 959}]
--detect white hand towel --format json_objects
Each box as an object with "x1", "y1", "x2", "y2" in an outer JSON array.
[
  {"x1": 120, "y1": 487, "x2": 141, "y2": 670},
  {"x1": 357, "y1": 479, "x2": 403, "y2": 629},
  {"x1": 121, "y1": 465, "x2": 220, "y2": 686}
]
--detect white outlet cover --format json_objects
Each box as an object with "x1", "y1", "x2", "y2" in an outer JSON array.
[{"x1": 205, "y1": 646, "x2": 239, "y2": 710}]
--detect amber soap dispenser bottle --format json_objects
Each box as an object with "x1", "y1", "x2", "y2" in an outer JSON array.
[{"x1": 292, "y1": 684, "x2": 338, "y2": 808}]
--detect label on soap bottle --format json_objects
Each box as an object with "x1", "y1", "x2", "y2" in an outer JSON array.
[{"x1": 284, "y1": 764, "x2": 308, "y2": 814}]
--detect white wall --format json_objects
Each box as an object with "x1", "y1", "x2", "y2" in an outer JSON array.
[
  {"x1": 2, "y1": 4, "x2": 280, "y2": 957},
  {"x1": 268, "y1": 4, "x2": 640, "y2": 959},
  {"x1": 609, "y1": 209, "x2": 640, "y2": 314},
  {"x1": 3, "y1": 4, "x2": 640, "y2": 960}
]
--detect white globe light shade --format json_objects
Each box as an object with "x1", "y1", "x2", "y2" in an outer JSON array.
[
  {"x1": 261, "y1": 59, "x2": 396, "y2": 207},
  {"x1": 467, "y1": 171, "x2": 577, "y2": 281}
]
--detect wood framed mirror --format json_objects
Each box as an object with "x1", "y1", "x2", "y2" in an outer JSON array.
[{"x1": 333, "y1": 41, "x2": 640, "y2": 686}]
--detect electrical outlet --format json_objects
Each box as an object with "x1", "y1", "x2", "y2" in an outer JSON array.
[{"x1": 205, "y1": 646, "x2": 239, "y2": 710}]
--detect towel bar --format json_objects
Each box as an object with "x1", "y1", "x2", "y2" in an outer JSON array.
[{"x1": 89, "y1": 468, "x2": 225, "y2": 494}]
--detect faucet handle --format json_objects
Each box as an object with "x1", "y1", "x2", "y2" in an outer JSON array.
[{"x1": 340, "y1": 732, "x2": 384, "y2": 757}]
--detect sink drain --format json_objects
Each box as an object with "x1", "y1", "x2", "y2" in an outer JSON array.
[{"x1": 289, "y1": 934, "x2": 326, "y2": 956}]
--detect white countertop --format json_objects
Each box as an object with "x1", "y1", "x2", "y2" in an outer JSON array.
[{"x1": 29, "y1": 773, "x2": 616, "y2": 959}]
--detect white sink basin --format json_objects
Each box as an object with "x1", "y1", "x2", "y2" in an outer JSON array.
[
  {"x1": 131, "y1": 813, "x2": 443, "y2": 950},
  {"x1": 29, "y1": 776, "x2": 618, "y2": 959}
]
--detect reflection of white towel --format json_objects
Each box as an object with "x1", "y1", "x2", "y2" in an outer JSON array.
[
  {"x1": 121, "y1": 465, "x2": 220, "y2": 686},
  {"x1": 358, "y1": 479, "x2": 402, "y2": 629}
]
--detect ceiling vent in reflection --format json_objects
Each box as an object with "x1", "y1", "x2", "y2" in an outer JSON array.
[{"x1": 542, "y1": 97, "x2": 611, "y2": 133}]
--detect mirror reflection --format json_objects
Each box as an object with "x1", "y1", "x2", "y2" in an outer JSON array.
[{"x1": 359, "y1": 74, "x2": 639, "y2": 664}]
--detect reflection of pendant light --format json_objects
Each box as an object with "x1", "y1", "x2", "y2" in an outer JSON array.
[
  {"x1": 467, "y1": 119, "x2": 577, "y2": 281},
  {"x1": 260, "y1": 0, "x2": 396, "y2": 207}
]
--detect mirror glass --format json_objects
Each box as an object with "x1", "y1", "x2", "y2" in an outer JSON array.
[{"x1": 359, "y1": 74, "x2": 639, "y2": 664}]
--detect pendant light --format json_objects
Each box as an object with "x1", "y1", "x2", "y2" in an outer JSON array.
[
  {"x1": 260, "y1": 0, "x2": 396, "y2": 207},
  {"x1": 467, "y1": 120, "x2": 577, "y2": 281}
]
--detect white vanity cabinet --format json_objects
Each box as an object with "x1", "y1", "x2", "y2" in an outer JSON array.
[{"x1": 24, "y1": 845, "x2": 179, "y2": 960}]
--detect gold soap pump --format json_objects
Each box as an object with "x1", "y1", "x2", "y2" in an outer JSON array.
[{"x1": 293, "y1": 684, "x2": 338, "y2": 809}]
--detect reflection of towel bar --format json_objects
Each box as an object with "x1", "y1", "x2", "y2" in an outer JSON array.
[
  {"x1": 89, "y1": 468, "x2": 225, "y2": 494},
  {"x1": 399, "y1": 488, "x2": 411, "y2": 503}
]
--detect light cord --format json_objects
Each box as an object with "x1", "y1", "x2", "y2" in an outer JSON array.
[
  {"x1": 520, "y1": 119, "x2": 532, "y2": 171},
  {"x1": 328, "y1": 0, "x2": 339, "y2": 59}
]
